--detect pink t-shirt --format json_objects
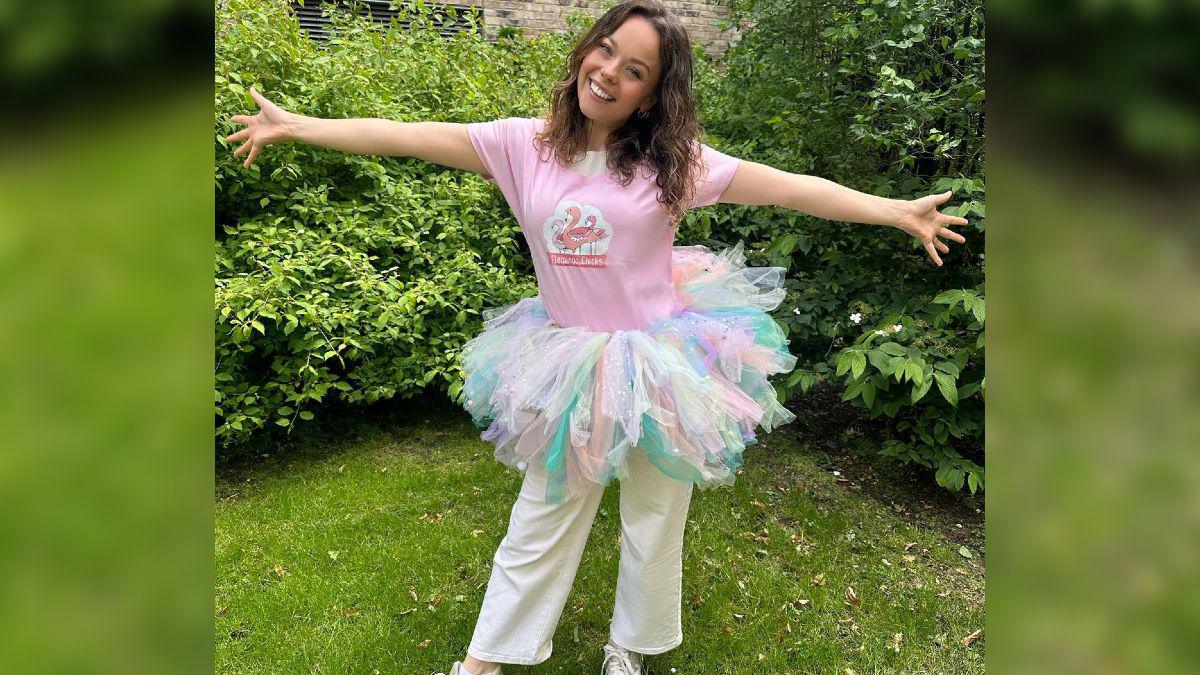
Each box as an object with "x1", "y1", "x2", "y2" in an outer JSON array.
[{"x1": 466, "y1": 117, "x2": 741, "y2": 332}]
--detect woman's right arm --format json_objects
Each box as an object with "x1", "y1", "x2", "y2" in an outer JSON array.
[{"x1": 225, "y1": 87, "x2": 487, "y2": 176}]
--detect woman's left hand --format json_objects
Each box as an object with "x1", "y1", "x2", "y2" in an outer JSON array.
[{"x1": 893, "y1": 190, "x2": 970, "y2": 267}]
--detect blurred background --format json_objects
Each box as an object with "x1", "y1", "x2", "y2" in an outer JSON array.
[
  {"x1": 0, "y1": 1, "x2": 214, "y2": 674},
  {"x1": 986, "y1": 1, "x2": 1200, "y2": 673},
  {"x1": 0, "y1": 0, "x2": 1196, "y2": 673}
]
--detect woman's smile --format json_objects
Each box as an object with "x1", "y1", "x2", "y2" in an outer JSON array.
[{"x1": 587, "y1": 77, "x2": 616, "y2": 102}]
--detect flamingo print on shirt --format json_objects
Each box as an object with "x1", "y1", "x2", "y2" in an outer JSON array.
[{"x1": 542, "y1": 199, "x2": 612, "y2": 268}]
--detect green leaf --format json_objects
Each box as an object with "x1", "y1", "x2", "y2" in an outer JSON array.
[
  {"x1": 861, "y1": 381, "x2": 876, "y2": 408},
  {"x1": 910, "y1": 377, "x2": 933, "y2": 404},
  {"x1": 850, "y1": 351, "x2": 867, "y2": 380},
  {"x1": 934, "y1": 372, "x2": 959, "y2": 406}
]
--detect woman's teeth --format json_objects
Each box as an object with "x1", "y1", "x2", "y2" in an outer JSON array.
[{"x1": 589, "y1": 78, "x2": 614, "y2": 101}]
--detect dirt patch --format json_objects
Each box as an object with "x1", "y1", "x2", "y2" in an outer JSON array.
[{"x1": 770, "y1": 383, "x2": 985, "y2": 560}]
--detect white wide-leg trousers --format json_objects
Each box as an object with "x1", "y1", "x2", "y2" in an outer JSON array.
[{"x1": 466, "y1": 446, "x2": 695, "y2": 665}]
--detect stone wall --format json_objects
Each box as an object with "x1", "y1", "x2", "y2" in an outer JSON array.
[{"x1": 465, "y1": 1, "x2": 743, "y2": 57}]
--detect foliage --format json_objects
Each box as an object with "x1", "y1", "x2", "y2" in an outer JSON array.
[
  {"x1": 828, "y1": 286, "x2": 985, "y2": 492},
  {"x1": 214, "y1": 0, "x2": 574, "y2": 446},
  {"x1": 698, "y1": 0, "x2": 986, "y2": 491}
]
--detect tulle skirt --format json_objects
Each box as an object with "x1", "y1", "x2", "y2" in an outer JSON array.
[{"x1": 456, "y1": 241, "x2": 798, "y2": 505}]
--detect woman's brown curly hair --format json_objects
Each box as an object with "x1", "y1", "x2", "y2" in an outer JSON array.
[{"x1": 532, "y1": 0, "x2": 705, "y2": 228}]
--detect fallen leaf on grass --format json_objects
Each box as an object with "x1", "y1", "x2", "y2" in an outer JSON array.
[
  {"x1": 812, "y1": 573, "x2": 826, "y2": 586},
  {"x1": 962, "y1": 628, "x2": 983, "y2": 647},
  {"x1": 904, "y1": 542, "x2": 917, "y2": 551},
  {"x1": 891, "y1": 632, "x2": 903, "y2": 653},
  {"x1": 471, "y1": 529, "x2": 485, "y2": 537},
  {"x1": 958, "y1": 546, "x2": 974, "y2": 559},
  {"x1": 733, "y1": 613, "x2": 745, "y2": 621},
  {"x1": 844, "y1": 586, "x2": 861, "y2": 608},
  {"x1": 903, "y1": 554, "x2": 917, "y2": 564},
  {"x1": 327, "y1": 551, "x2": 340, "y2": 561},
  {"x1": 417, "y1": 638, "x2": 431, "y2": 648},
  {"x1": 721, "y1": 627, "x2": 733, "y2": 635},
  {"x1": 750, "y1": 499, "x2": 766, "y2": 509},
  {"x1": 337, "y1": 464, "x2": 345, "y2": 474},
  {"x1": 273, "y1": 564, "x2": 288, "y2": 577},
  {"x1": 340, "y1": 606, "x2": 360, "y2": 618}
]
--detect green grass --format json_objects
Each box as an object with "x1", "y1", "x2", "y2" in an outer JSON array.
[{"x1": 216, "y1": 397, "x2": 984, "y2": 674}]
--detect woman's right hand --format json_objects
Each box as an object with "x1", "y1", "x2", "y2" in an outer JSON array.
[{"x1": 225, "y1": 87, "x2": 296, "y2": 168}]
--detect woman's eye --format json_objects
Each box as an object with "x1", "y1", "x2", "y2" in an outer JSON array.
[
  {"x1": 601, "y1": 44, "x2": 612, "y2": 53},
  {"x1": 627, "y1": 68, "x2": 641, "y2": 79}
]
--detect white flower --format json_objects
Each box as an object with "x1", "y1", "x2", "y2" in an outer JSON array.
[
  {"x1": 792, "y1": 308, "x2": 800, "y2": 314},
  {"x1": 850, "y1": 312, "x2": 862, "y2": 324},
  {"x1": 874, "y1": 329, "x2": 886, "y2": 336},
  {"x1": 892, "y1": 324, "x2": 903, "y2": 332}
]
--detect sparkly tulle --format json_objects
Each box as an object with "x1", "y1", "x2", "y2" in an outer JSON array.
[{"x1": 456, "y1": 241, "x2": 798, "y2": 504}]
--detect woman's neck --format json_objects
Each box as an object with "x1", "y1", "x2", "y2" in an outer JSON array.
[{"x1": 585, "y1": 119, "x2": 617, "y2": 152}]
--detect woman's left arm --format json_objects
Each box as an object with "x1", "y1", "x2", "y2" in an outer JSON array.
[{"x1": 718, "y1": 160, "x2": 969, "y2": 267}]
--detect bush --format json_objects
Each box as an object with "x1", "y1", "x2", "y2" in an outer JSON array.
[
  {"x1": 701, "y1": 0, "x2": 986, "y2": 492},
  {"x1": 215, "y1": 0, "x2": 568, "y2": 446}
]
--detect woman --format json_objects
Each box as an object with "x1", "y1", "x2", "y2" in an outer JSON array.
[{"x1": 225, "y1": 2, "x2": 967, "y2": 673}]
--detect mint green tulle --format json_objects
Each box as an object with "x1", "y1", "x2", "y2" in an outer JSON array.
[{"x1": 458, "y1": 242, "x2": 798, "y2": 505}]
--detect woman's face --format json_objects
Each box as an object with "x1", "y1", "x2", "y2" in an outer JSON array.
[{"x1": 577, "y1": 16, "x2": 662, "y2": 127}]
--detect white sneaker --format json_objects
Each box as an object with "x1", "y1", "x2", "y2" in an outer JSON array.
[
  {"x1": 438, "y1": 661, "x2": 501, "y2": 675},
  {"x1": 601, "y1": 642, "x2": 644, "y2": 675}
]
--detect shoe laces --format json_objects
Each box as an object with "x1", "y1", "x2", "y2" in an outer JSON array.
[{"x1": 602, "y1": 643, "x2": 643, "y2": 674}]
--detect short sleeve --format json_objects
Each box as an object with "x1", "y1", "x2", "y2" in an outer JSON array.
[
  {"x1": 466, "y1": 117, "x2": 535, "y2": 215},
  {"x1": 688, "y1": 142, "x2": 742, "y2": 209}
]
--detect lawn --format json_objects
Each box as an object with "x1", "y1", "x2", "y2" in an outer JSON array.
[{"x1": 216, "y1": 394, "x2": 984, "y2": 674}]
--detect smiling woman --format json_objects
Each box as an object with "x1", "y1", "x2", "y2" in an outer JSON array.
[
  {"x1": 220, "y1": 1, "x2": 972, "y2": 673},
  {"x1": 535, "y1": 1, "x2": 704, "y2": 227}
]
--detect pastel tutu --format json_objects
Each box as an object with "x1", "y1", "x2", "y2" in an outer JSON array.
[{"x1": 457, "y1": 241, "x2": 798, "y2": 504}]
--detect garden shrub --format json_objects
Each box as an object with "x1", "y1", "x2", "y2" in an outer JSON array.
[
  {"x1": 215, "y1": 0, "x2": 568, "y2": 447},
  {"x1": 699, "y1": 0, "x2": 986, "y2": 492}
]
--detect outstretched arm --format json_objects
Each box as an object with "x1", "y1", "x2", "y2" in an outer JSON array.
[
  {"x1": 718, "y1": 160, "x2": 969, "y2": 266},
  {"x1": 224, "y1": 87, "x2": 488, "y2": 176}
]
